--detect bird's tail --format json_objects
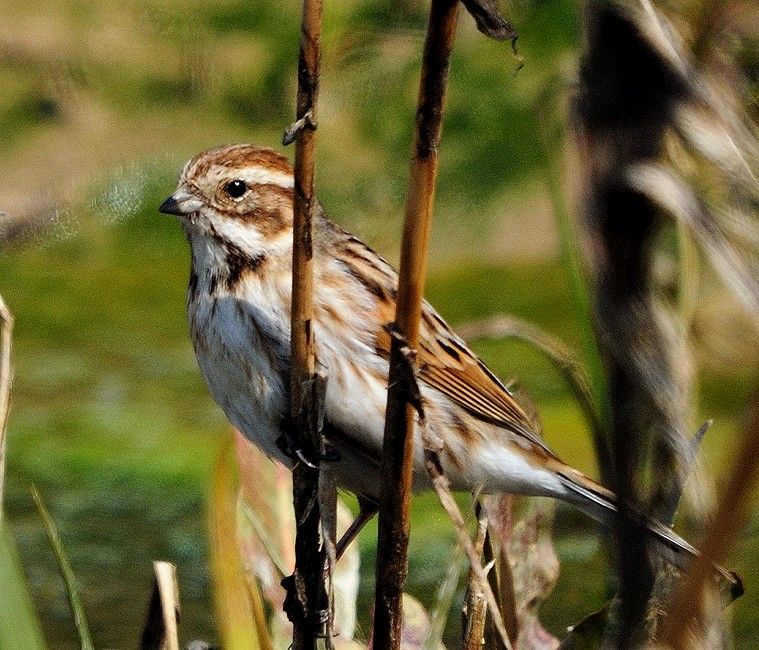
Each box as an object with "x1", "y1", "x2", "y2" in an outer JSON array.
[{"x1": 555, "y1": 469, "x2": 743, "y2": 601}]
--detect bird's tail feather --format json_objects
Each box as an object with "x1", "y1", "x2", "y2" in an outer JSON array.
[{"x1": 555, "y1": 471, "x2": 743, "y2": 601}]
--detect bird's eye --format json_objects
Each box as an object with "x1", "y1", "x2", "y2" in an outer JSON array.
[{"x1": 225, "y1": 180, "x2": 248, "y2": 199}]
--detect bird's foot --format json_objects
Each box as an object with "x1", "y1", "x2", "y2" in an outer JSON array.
[
  {"x1": 281, "y1": 571, "x2": 330, "y2": 634},
  {"x1": 276, "y1": 416, "x2": 341, "y2": 469}
]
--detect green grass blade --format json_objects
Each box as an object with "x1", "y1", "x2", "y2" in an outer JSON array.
[
  {"x1": 0, "y1": 519, "x2": 46, "y2": 649},
  {"x1": 424, "y1": 540, "x2": 463, "y2": 649},
  {"x1": 31, "y1": 485, "x2": 94, "y2": 650}
]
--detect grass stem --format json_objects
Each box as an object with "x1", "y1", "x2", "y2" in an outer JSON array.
[{"x1": 31, "y1": 485, "x2": 94, "y2": 650}]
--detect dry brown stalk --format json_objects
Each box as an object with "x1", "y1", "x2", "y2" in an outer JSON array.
[
  {"x1": 141, "y1": 561, "x2": 180, "y2": 650},
  {"x1": 287, "y1": 0, "x2": 332, "y2": 647},
  {"x1": 372, "y1": 1, "x2": 459, "y2": 647},
  {"x1": 660, "y1": 398, "x2": 759, "y2": 649},
  {"x1": 0, "y1": 294, "x2": 13, "y2": 514},
  {"x1": 423, "y1": 445, "x2": 513, "y2": 649},
  {"x1": 482, "y1": 495, "x2": 518, "y2": 648},
  {"x1": 462, "y1": 503, "x2": 489, "y2": 649}
]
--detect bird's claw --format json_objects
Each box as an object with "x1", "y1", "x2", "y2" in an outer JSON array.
[
  {"x1": 277, "y1": 422, "x2": 341, "y2": 468},
  {"x1": 281, "y1": 572, "x2": 330, "y2": 631}
]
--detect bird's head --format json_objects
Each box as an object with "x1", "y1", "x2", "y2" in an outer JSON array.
[{"x1": 160, "y1": 144, "x2": 295, "y2": 258}]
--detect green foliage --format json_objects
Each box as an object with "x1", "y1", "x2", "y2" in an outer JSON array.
[{"x1": 0, "y1": 520, "x2": 46, "y2": 649}]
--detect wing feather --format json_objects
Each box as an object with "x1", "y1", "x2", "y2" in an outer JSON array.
[
  {"x1": 416, "y1": 310, "x2": 551, "y2": 452},
  {"x1": 371, "y1": 292, "x2": 550, "y2": 452},
  {"x1": 336, "y1": 233, "x2": 550, "y2": 454}
]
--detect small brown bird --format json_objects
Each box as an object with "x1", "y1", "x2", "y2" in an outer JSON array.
[{"x1": 159, "y1": 143, "x2": 730, "y2": 578}]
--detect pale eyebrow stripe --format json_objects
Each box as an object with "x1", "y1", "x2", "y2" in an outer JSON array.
[{"x1": 213, "y1": 165, "x2": 294, "y2": 189}]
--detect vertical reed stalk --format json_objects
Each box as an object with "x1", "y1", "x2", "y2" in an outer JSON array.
[
  {"x1": 373, "y1": 1, "x2": 459, "y2": 646},
  {"x1": 0, "y1": 295, "x2": 12, "y2": 515},
  {"x1": 289, "y1": 0, "x2": 330, "y2": 647},
  {"x1": 575, "y1": 2, "x2": 689, "y2": 641}
]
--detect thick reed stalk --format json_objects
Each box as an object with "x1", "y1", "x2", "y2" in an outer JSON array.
[
  {"x1": 575, "y1": 2, "x2": 690, "y2": 642},
  {"x1": 289, "y1": 0, "x2": 330, "y2": 647},
  {"x1": 372, "y1": 1, "x2": 459, "y2": 647}
]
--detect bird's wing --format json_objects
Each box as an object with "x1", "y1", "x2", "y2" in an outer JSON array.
[
  {"x1": 334, "y1": 232, "x2": 550, "y2": 453},
  {"x1": 373, "y1": 298, "x2": 552, "y2": 454}
]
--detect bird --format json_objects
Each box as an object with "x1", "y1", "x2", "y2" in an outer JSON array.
[{"x1": 159, "y1": 143, "x2": 737, "y2": 589}]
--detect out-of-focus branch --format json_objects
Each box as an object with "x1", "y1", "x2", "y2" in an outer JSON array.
[
  {"x1": 575, "y1": 1, "x2": 691, "y2": 642},
  {"x1": 286, "y1": 0, "x2": 331, "y2": 647},
  {"x1": 372, "y1": 1, "x2": 459, "y2": 647}
]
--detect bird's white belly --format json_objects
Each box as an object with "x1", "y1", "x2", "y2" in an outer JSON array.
[{"x1": 190, "y1": 295, "x2": 291, "y2": 465}]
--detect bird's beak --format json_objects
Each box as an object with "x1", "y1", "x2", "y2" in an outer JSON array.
[{"x1": 159, "y1": 189, "x2": 203, "y2": 217}]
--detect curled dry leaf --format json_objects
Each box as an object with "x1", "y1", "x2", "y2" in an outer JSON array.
[{"x1": 460, "y1": 0, "x2": 517, "y2": 44}]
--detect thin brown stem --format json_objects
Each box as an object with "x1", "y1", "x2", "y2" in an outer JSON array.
[
  {"x1": 288, "y1": 0, "x2": 330, "y2": 647},
  {"x1": 424, "y1": 448, "x2": 513, "y2": 649},
  {"x1": 372, "y1": 1, "x2": 459, "y2": 647},
  {"x1": 290, "y1": 0, "x2": 321, "y2": 417},
  {"x1": 462, "y1": 503, "x2": 489, "y2": 649}
]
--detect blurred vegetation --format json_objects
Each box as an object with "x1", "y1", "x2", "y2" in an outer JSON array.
[{"x1": 0, "y1": 0, "x2": 757, "y2": 647}]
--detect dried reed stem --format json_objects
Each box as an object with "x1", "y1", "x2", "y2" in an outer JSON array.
[
  {"x1": 424, "y1": 447, "x2": 513, "y2": 649},
  {"x1": 482, "y1": 495, "x2": 518, "y2": 648},
  {"x1": 462, "y1": 503, "x2": 489, "y2": 649},
  {"x1": 660, "y1": 400, "x2": 759, "y2": 648},
  {"x1": 141, "y1": 561, "x2": 180, "y2": 650},
  {"x1": 372, "y1": 1, "x2": 459, "y2": 647},
  {"x1": 0, "y1": 294, "x2": 12, "y2": 514},
  {"x1": 288, "y1": 0, "x2": 331, "y2": 647}
]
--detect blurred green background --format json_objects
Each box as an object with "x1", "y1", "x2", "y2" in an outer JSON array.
[{"x1": 1, "y1": 0, "x2": 757, "y2": 647}]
